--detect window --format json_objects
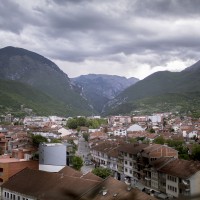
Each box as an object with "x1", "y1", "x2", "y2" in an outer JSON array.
[
  {"x1": 4, "y1": 192, "x2": 6, "y2": 197},
  {"x1": 125, "y1": 160, "x2": 127, "y2": 165},
  {"x1": 168, "y1": 185, "x2": 177, "y2": 193},
  {"x1": 125, "y1": 168, "x2": 128, "y2": 172},
  {"x1": 18, "y1": 196, "x2": 20, "y2": 200},
  {"x1": 130, "y1": 162, "x2": 132, "y2": 166},
  {"x1": 167, "y1": 175, "x2": 177, "y2": 182},
  {"x1": 130, "y1": 170, "x2": 132, "y2": 174}
]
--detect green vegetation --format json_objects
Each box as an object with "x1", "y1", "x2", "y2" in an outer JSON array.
[
  {"x1": 0, "y1": 46, "x2": 94, "y2": 117},
  {"x1": 105, "y1": 64, "x2": 200, "y2": 116},
  {"x1": 67, "y1": 117, "x2": 107, "y2": 129},
  {"x1": 154, "y1": 136, "x2": 189, "y2": 160},
  {"x1": 31, "y1": 134, "x2": 48, "y2": 147},
  {"x1": 106, "y1": 92, "x2": 200, "y2": 117},
  {"x1": 0, "y1": 79, "x2": 70, "y2": 116},
  {"x1": 72, "y1": 156, "x2": 83, "y2": 171},
  {"x1": 82, "y1": 132, "x2": 90, "y2": 142},
  {"x1": 92, "y1": 167, "x2": 112, "y2": 179},
  {"x1": 191, "y1": 144, "x2": 200, "y2": 161}
]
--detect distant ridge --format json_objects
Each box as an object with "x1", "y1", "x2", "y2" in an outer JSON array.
[
  {"x1": 104, "y1": 60, "x2": 200, "y2": 117},
  {"x1": 71, "y1": 74, "x2": 139, "y2": 113},
  {"x1": 0, "y1": 46, "x2": 93, "y2": 116}
]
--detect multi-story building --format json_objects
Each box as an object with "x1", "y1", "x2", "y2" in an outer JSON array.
[
  {"x1": 108, "y1": 116, "x2": 131, "y2": 126},
  {"x1": 152, "y1": 157, "x2": 200, "y2": 199},
  {"x1": 91, "y1": 142, "x2": 120, "y2": 169},
  {"x1": 0, "y1": 156, "x2": 38, "y2": 185},
  {"x1": 117, "y1": 143, "x2": 178, "y2": 188}
]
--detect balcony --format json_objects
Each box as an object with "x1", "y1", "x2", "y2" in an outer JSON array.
[
  {"x1": 179, "y1": 182, "x2": 190, "y2": 191},
  {"x1": 145, "y1": 176, "x2": 151, "y2": 181}
]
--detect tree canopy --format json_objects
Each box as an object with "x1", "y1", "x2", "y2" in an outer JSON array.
[
  {"x1": 92, "y1": 167, "x2": 112, "y2": 179},
  {"x1": 67, "y1": 117, "x2": 107, "y2": 129},
  {"x1": 31, "y1": 134, "x2": 48, "y2": 147},
  {"x1": 72, "y1": 156, "x2": 83, "y2": 171}
]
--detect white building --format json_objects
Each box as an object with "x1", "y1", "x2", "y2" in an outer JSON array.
[{"x1": 39, "y1": 143, "x2": 66, "y2": 172}]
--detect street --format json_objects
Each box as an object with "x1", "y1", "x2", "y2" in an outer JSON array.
[{"x1": 77, "y1": 136, "x2": 94, "y2": 174}]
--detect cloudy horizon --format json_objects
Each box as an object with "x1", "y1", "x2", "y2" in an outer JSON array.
[{"x1": 1, "y1": 0, "x2": 200, "y2": 79}]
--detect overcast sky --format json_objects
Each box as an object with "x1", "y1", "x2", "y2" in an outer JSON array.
[{"x1": 1, "y1": 0, "x2": 200, "y2": 79}]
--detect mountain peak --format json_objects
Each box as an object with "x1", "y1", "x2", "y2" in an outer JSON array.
[{"x1": 183, "y1": 60, "x2": 200, "y2": 72}]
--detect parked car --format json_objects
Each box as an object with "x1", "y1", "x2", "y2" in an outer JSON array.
[{"x1": 84, "y1": 160, "x2": 93, "y2": 166}]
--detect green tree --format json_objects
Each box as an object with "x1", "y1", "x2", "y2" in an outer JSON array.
[
  {"x1": 191, "y1": 144, "x2": 200, "y2": 161},
  {"x1": 67, "y1": 118, "x2": 78, "y2": 129},
  {"x1": 32, "y1": 134, "x2": 48, "y2": 147},
  {"x1": 83, "y1": 132, "x2": 90, "y2": 142},
  {"x1": 77, "y1": 117, "x2": 87, "y2": 126},
  {"x1": 51, "y1": 138, "x2": 61, "y2": 143},
  {"x1": 92, "y1": 167, "x2": 112, "y2": 179},
  {"x1": 149, "y1": 128, "x2": 155, "y2": 133},
  {"x1": 72, "y1": 156, "x2": 83, "y2": 170},
  {"x1": 154, "y1": 136, "x2": 165, "y2": 145}
]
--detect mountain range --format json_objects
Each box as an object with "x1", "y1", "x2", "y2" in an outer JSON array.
[
  {"x1": 0, "y1": 46, "x2": 138, "y2": 116},
  {"x1": 104, "y1": 61, "x2": 200, "y2": 116},
  {"x1": 0, "y1": 46, "x2": 93, "y2": 116},
  {"x1": 0, "y1": 46, "x2": 200, "y2": 117},
  {"x1": 71, "y1": 74, "x2": 139, "y2": 113}
]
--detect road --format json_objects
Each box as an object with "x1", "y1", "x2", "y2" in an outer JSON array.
[{"x1": 77, "y1": 136, "x2": 94, "y2": 174}]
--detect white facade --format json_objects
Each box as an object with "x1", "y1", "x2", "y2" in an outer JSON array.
[
  {"x1": 113, "y1": 129, "x2": 127, "y2": 136},
  {"x1": 127, "y1": 124, "x2": 145, "y2": 132},
  {"x1": 2, "y1": 189, "x2": 35, "y2": 200},
  {"x1": 39, "y1": 164, "x2": 65, "y2": 172},
  {"x1": 183, "y1": 131, "x2": 198, "y2": 138},
  {"x1": 39, "y1": 143, "x2": 66, "y2": 172}
]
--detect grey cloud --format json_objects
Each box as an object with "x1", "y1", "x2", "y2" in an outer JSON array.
[
  {"x1": 1, "y1": 0, "x2": 200, "y2": 77},
  {"x1": 0, "y1": 0, "x2": 43, "y2": 34},
  {"x1": 132, "y1": 0, "x2": 200, "y2": 18},
  {"x1": 0, "y1": 0, "x2": 24, "y2": 33}
]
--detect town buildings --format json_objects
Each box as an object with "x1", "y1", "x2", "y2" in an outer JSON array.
[
  {"x1": 1, "y1": 166, "x2": 157, "y2": 200},
  {"x1": 90, "y1": 141, "x2": 200, "y2": 199}
]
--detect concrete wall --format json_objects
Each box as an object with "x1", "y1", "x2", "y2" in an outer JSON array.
[
  {"x1": 39, "y1": 164, "x2": 65, "y2": 172},
  {"x1": 190, "y1": 171, "x2": 200, "y2": 197},
  {"x1": 39, "y1": 143, "x2": 66, "y2": 166}
]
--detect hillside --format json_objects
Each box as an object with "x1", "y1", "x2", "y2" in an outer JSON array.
[
  {"x1": 71, "y1": 74, "x2": 139, "y2": 113},
  {"x1": 0, "y1": 79, "x2": 69, "y2": 117},
  {"x1": 105, "y1": 60, "x2": 200, "y2": 116},
  {"x1": 0, "y1": 46, "x2": 93, "y2": 116}
]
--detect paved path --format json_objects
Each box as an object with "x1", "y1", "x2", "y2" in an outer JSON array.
[{"x1": 77, "y1": 136, "x2": 94, "y2": 174}]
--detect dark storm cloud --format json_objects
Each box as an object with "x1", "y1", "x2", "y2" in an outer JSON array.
[
  {"x1": 0, "y1": 0, "x2": 43, "y2": 34},
  {"x1": 0, "y1": 0, "x2": 25, "y2": 33},
  {"x1": 132, "y1": 0, "x2": 200, "y2": 18},
  {"x1": 1, "y1": 0, "x2": 200, "y2": 78}
]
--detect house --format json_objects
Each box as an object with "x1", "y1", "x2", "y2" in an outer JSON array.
[
  {"x1": 108, "y1": 116, "x2": 131, "y2": 126},
  {"x1": 89, "y1": 131, "x2": 107, "y2": 140},
  {"x1": 1, "y1": 167, "x2": 157, "y2": 200},
  {"x1": 0, "y1": 156, "x2": 38, "y2": 185},
  {"x1": 117, "y1": 143, "x2": 178, "y2": 188},
  {"x1": 153, "y1": 157, "x2": 200, "y2": 198},
  {"x1": 113, "y1": 127, "x2": 127, "y2": 136},
  {"x1": 58, "y1": 127, "x2": 72, "y2": 138},
  {"x1": 91, "y1": 142, "x2": 120, "y2": 168},
  {"x1": 127, "y1": 124, "x2": 146, "y2": 132}
]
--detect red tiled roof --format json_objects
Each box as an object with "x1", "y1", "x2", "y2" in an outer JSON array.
[
  {"x1": 80, "y1": 177, "x2": 157, "y2": 200},
  {"x1": 153, "y1": 158, "x2": 200, "y2": 179}
]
